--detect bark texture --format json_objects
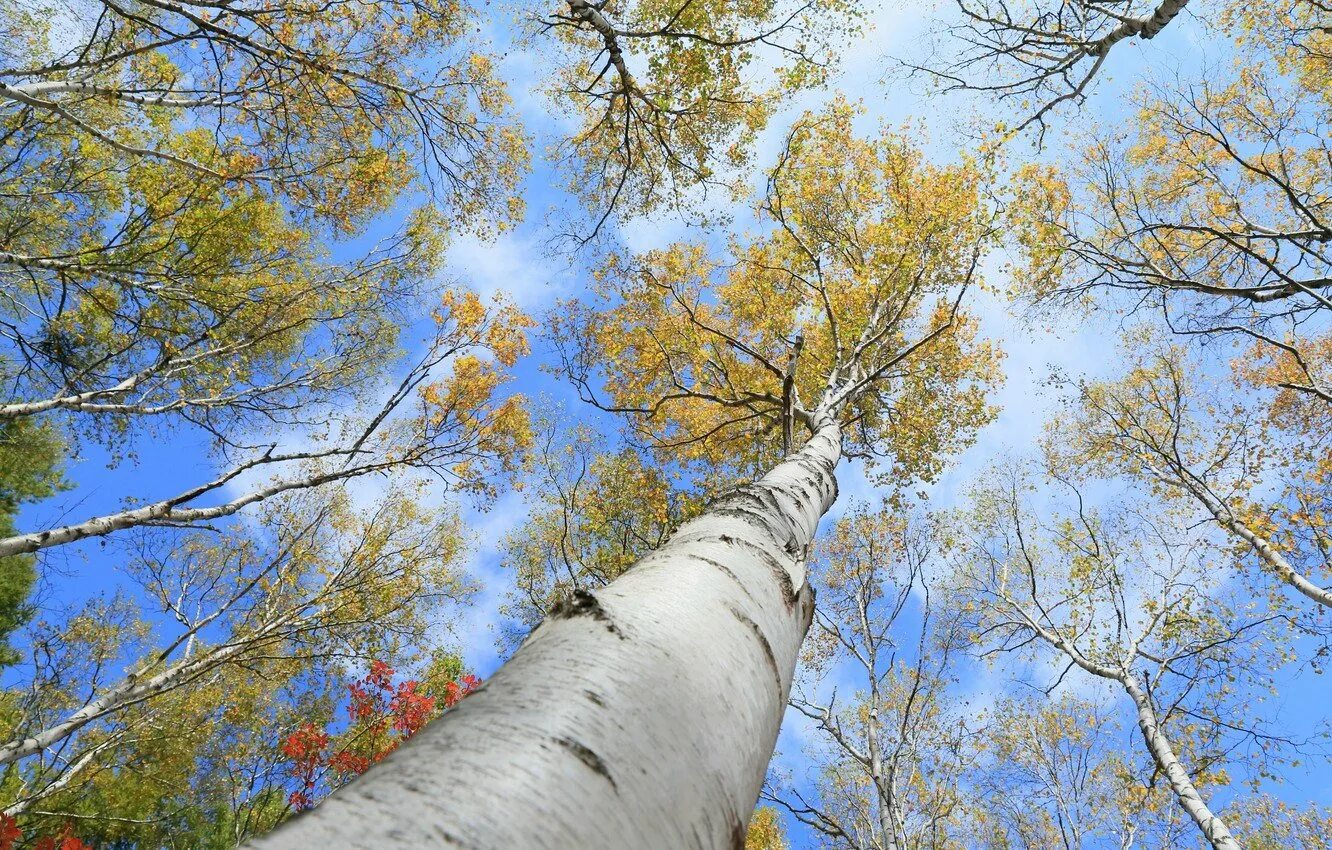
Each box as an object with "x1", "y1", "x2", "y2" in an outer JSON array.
[
  {"x1": 1123, "y1": 677, "x2": 1240, "y2": 850},
  {"x1": 246, "y1": 423, "x2": 842, "y2": 849}
]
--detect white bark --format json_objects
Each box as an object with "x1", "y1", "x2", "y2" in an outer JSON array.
[
  {"x1": 0, "y1": 449, "x2": 396, "y2": 558},
  {"x1": 3, "y1": 736, "x2": 122, "y2": 817},
  {"x1": 994, "y1": 590, "x2": 1240, "y2": 850},
  {"x1": 1089, "y1": 0, "x2": 1190, "y2": 56},
  {"x1": 0, "y1": 614, "x2": 292, "y2": 767},
  {"x1": 0, "y1": 345, "x2": 453, "y2": 559},
  {"x1": 0, "y1": 79, "x2": 224, "y2": 177},
  {"x1": 1188, "y1": 480, "x2": 1332, "y2": 609},
  {"x1": 1121, "y1": 676, "x2": 1240, "y2": 850},
  {"x1": 1141, "y1": 458, "x2": 1332, "y2": 609},
  {"x1": 0, "y1": 79, "x2": 229, "y2": 107},
  {"x1": 246, "y1": 420, "x2": 842, "y2": 849}
]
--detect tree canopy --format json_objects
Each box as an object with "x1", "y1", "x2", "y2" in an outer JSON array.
[{"x1": 1, "y1": 0, "x2": 1331, "y2": 847}]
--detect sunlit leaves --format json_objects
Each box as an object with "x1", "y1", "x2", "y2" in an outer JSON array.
[
  {"x1": 0, "y1": 0, "x2": 529, "y2": 232},
  {"x1": 419, "y1": 291, "x2": 536, "y2": 500},
  {"x1": 743, "y1": 806, "x2": 789, "y2": 850},
  {"x1": 559, "y1": 101, "x2": 1001, "y2": 484},
  {"x1": 541, "y1": 0, "x2": 860, "y2": 233},
  {"x1": 498, "y1": 419, "x2": 697, "y2": 638}
]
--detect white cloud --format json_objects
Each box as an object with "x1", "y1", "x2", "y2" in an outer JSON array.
[
  {"x1": 446, "y1": 489, "x2": 531, "y2": 673},
  {"x1": 445, "y1": 230, "x2": 567, "y2": 309}
]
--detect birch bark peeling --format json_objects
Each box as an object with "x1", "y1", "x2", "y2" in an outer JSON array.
[{"x1": 246, "y1": 422, "x2": 842, "y2": 849}]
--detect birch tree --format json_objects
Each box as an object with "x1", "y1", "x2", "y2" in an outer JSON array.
[
  {"x1": 0, "y1": 486, "x2": 471, "y2": 822},
  {"x1": 948, "y1": 461, "x2": 1297, "y2": 850},
  {"x1": 537, "y1": 0, "x2": 860, "y2": 237},
  {"x1": 0, "y1": 290, "x2": 533, "y2": 561},
  {"x1": 766, "y1": 508, "x2": 1195, "y2": 849},
  {"x1": 244, "y1": 100, "x2": 1002, "y2": 849},
  {"x1": 770, "y1": 506, "x2": 974, "y2": 850},
  {"x1": 0, "y1": 0, "x2": 534, "y2": 557},
  {"x1": 1, "y1": 0, "x2": 529, "y2": 441},
  {"x1": 998, "y1": 0, "x2": 1332, "y2": 422},
  {"x1": 1049, "y1": 341, "x2": 1332, "y2": 628},
  {"x1": 914, "y1": 0, "x2": 1193, "y2": 136},
  {"x1": 921, "y1": 0, "x2": 1332, "y2": 344}
]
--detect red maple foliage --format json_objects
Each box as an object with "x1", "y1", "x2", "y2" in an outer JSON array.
[
  {"x1": 33, "y1": 832, "x2": 93, "y2": 850},
  {"x1": 0, "y1": 815, "x2": 93, "y2": 850},
  {"x1": 279, "y1": 723, "x2": 331, "y2": 811},
  {"x1": 0, "y1": 815, "x2": 21, "y2": 850},
  {"x1": 442, "y1": 673, "x2": 482, "y2": 709},
  {"x1": 281, "y1": 660, "x2": 480, "y2": 810}
]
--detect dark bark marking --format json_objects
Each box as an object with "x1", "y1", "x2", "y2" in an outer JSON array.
[
  {"x1": 789, "y1": 451, "x2": 838, "y2": 503},
  {"x1": 718, "y1": 535, "x2": 797, "y2": 607},
  {"x1": 711, "y1": 484, "x2": 796, "y2": 540},
  {"x1": 674, "y1": 524, "x2": 803, "y2": 608},
  {"x1": 429, "y1": 825, "x2": 473, "y2": 847},
  {"x1": 783, "y1": 533, "x2": 801, "y2": 556},
  {"x1": 548, "y1": 589, "x2": 626, "y2": 639},
  {"x1": 729, "y1": 808, "x2": 748, "y2": 849},
  {"x1": 796, "y1": 583, "x2": 817, "y2": 637},
  {"x1": 583, "y1": 689, "x2": 606, "y2": 707},
  {"x1": 689, "y1": 554, "x2": 758, "y2": 602},
  {"x1": 555, "y1": 736, "x2": 618, "y2": 791},
  {"x1": 730, "y1": 606, "x2": 782, "y2": 698},
  {"x1": 711, "y1": 505, "x2": 788, "y2": 543}
]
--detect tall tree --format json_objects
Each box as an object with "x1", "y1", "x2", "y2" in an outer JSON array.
[
  {"x1": 947, "y1": 458, "x2": 1299, "y2": 850},
  {"x1": 1049, "y1": 340, "x2": 1332, "y2": 625},
  {"x1": 245, "y1": 101, "x2": 1002, "y2": 848},
  {"x1": 0, "y1": 0, "x2": 534, "y2": 559},
  {"x1": 765, "y1": 505, "x2": 1207, "y2": 850},
  {"x1": 0, "y1": 486, "x2": 472, "y2": 823},
  {"x1": 965, "y1": 695, "x2": 1171, "y2": 850},
  {"x1": 0, "y1": 0, "x2": 526, "y2": 222},
  {"x1": 770, "y1": 505, "x2": 973, "y2": 850}
]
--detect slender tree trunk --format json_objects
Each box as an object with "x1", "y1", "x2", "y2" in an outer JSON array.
[
  {"x1": 1121, "y1": 677, "x2": 1240, "y2": 850},
  {"x1": 1194, "y1": 488, "x2": 1332, "y2": 609},
  {"x1": 0, "y1": 452, "x2": 401, "y2": 558},
  {"x1": 1092, "y1": 0, "x2": 1189, "y2": 54},
  {"x1": 247, "y1": 421, "x2": 843, "y2": 849},
  {"x1": 0, "y1": 613, "x2": 296, "y2": 766},
  {"x1": 864, "y1": 702, "x2": 901, "y2": 850},
  {"x1": 868, "y1": 738, "x2": 897, "y2": 850}
]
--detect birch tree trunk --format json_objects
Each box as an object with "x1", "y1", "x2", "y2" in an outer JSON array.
[
  {"x1": 1188, "y1": 483, "x2": 1332, "y2": 609},
  {"x1": 1121, "y1": 676, "x2": 1240, "y2": 850},
  {"x1": 247, "y1": 420, "x2": 843, "y2": 849}
]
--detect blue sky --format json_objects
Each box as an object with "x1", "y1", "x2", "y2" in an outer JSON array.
[{"x1": 17, "y1": 1, "x2": 1332, "y2": 846}]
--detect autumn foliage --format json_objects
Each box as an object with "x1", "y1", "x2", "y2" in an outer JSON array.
[
  {"x1": 0, "y1": 815, "x2": 92, "y2": 850},
  {"x1": 281, "y1": 661, "x2": 481, "y2": 810}
]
